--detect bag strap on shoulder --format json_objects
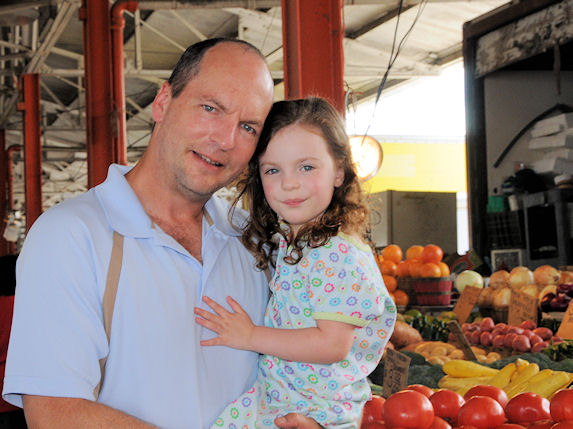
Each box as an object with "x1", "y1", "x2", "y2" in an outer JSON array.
[{"x1": 94, "y1": 231, "x2": 124, "y2": 400}]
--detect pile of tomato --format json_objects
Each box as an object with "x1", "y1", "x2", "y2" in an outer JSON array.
[{"x1": 362, "y1": 385, "x2": 573, "y2": 429}]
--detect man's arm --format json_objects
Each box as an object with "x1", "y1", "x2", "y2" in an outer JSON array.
[{"x1": 23, "y1": 395, "x2": 158, "y2": 429}]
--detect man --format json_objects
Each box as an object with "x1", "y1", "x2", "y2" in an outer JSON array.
[{"x1": 3, "y1": 39, "x2": 319, "y2": 428}]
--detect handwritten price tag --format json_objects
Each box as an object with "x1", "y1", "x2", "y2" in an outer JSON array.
[
  {"x1": 448, "y1": 320, "x2": 478, "y2": 361},
  {"x1": 507, "y1": 290, "x2": 538, "y2": 327},
  {"x1": 453, "y1": 286, "x2": 482, "y2": 324},
  {"x1": 557, "y1": 299, "x2": 573, "y2": 339},
  {"x1": 382, "y1": 349, "x2": 411, "y2": 398}
]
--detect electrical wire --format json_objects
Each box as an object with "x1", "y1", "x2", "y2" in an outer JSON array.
[{"x1": 360, "y1": 0, "x2": 429, "y2": 139}]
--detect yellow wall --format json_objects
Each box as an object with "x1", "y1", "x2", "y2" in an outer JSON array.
[{"x1": 362, "y1": 141, "x2": 467, "y2": 194}]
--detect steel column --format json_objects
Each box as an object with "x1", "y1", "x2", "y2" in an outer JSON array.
[
  {"x1": 81, "y1": 0, "x2": 115, "y2": 188},
  {"x1": 0, "y1": 130, "x2": 8, "y2": 255},
  {"x1": 19, "y1": 74, "x2": 42, "y2": 232},
  {"x1": 281, "y1": 0, "x2": 345, "y2": 112},
  {"x1": 111, "y1": 0, "x2": 138, "y2": 166}
]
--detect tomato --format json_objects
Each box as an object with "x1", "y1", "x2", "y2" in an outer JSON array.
[
  {"x1": 363, "y1": 395, "x2": 386, "y2": 423},
  {"x1": 430, "y1": 416, "x2": 452, "y2": 429},
  {"x1": 550, "y1": 389, "x2": 573, "y2": 422},
  {"x1": 494, "y1": 425, "x2": 526, "y2": 429},
  {"x1": 457, "y1": 396, "x2": 506, "y2": 428},
  {"x1": 383, "y1": 390, "x2": 435, "y2": 429},
  {"x1": 407, "y1": 384, "x2": 435, "y2": 398},
  {"x1": 550, "y1": 422, "x2": 573, "y2": 429},
  {"x1": 464, "y1": 385, "x2": 509, "y2": 408},
  {"x1": 430, "y1": 389, "x2": 465, "y2": 421},
  {"x1": 527, "y1": 420, "x2": 555, "y2": 429},
  {"x1": 361, "y1": 421, "x2": 388, "y2": 429},
  {"x1": 506, "y1": 393, "x2": 551, "y2": 424}
]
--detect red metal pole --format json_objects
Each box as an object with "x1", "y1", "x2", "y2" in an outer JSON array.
[
  {"x1": 18, "y1": 74, "x2": 42, "y2": 232},
  {"x1": 281, "y1": 0, "x2": 345, "y2": 113},
  {"x1": 111, "y1": 0, "x2": 138, "y2": 166},
  {"x1": 0, "y1": 130, "x2": 8, "y2": 255},
  {"x1": 81, "y1": 0, "x2": 115, "y2": 188}
]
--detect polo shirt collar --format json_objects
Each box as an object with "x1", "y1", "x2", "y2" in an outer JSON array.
[
  {"x1": 95, "y1": 164, "x2": 245, "y2": 239},
  {"x1": 95, "y1": 164, "x2": 153, "y2": 238}
]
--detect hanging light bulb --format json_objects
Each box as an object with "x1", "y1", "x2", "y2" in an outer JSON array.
[{"x1": 348, "y1": 135, "x2": 383, "y2": 181}]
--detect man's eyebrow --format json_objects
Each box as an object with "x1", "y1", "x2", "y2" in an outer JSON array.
[{"x1": 203, "y1": 96, "x2": 263, "y2": 129}]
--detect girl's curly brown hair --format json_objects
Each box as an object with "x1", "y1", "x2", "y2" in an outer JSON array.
[{"x1": 231, "y1": 96, "x2": 369, "y2": 270}]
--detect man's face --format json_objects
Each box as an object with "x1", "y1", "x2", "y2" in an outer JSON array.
[{"x1": 152, "y1": 43, "x2": 274, "y2": 201}]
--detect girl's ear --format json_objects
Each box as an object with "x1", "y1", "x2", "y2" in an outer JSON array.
[
  {"x1": 152, "y1": 82, "x2": 172, "y2": 123},
  {"x1": 334, "y1": 165, "x2": 345, "y2": 187}
]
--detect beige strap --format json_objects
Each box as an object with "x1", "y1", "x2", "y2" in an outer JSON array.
[{"x1": 94, "y1": 231, "x2": 124, "y2": 400}]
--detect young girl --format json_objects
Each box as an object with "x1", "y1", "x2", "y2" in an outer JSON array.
[{"x1": 195, "y1": 97, "x2": 396, "y2": 428}]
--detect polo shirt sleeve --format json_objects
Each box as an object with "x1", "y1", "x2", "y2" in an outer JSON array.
[
  {"x1": 305, "y1": 241, "x2": 385, "y2": 327},
  {"x1": 3, "y1": 205, "x2": 110, "y2": 407}
]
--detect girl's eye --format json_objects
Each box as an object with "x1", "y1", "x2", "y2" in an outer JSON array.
[
  {"x1": 264, "y1": 168, "x2": 279, "y2": 175},
  {"x1": 302, "y1": 165, "x2": 314, "y2": 172},
  {"x1": 202, "y1": 105, "x2": 215, "y2": 112}
]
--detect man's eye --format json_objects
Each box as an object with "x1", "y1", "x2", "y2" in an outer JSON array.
[
  {"x1": 241, "y1": 123, "x2": 256, "y2": 135},
  {"x1": 202, "y1": 105, "x2": 215, "y2": 112}
]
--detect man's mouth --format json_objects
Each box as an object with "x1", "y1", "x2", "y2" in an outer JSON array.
[{"x1": 194, "y1": 151, "x2": 223, "y2": 167}]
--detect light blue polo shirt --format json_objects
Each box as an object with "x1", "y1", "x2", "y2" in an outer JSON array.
[{"x1": 3, "y1": 164, "x2": 269, "y2": 428}]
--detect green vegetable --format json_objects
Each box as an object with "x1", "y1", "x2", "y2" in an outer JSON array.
[
  {"x1": 406, "y1": 314, "x2": 450, "y2": 342},
  {"x1": 483, "y1": 351, "x2": 573, "y2": 372},
  {"x1": 368, "y1": 351, "x2": 445, "y2": 389},
  {"x1": 543, "y1": 339, "x2": 573, "y2": 363}
]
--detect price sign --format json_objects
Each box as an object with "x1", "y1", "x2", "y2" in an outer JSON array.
[
  {"x1": 453, "y1": 286, "x2": 482, "y2": 324},
  {"x1": 507, "y1": 290, "x2": 538, "y2": 327},
  {"x1": 382, "y1": 349, "x2": 411, "y2": 398},
  {"x1": 448, "y1": 320, "x2": 478, "y2": 361},
  {"x1": 557, "y1": 299, "x2": 573, "y2": 339}
]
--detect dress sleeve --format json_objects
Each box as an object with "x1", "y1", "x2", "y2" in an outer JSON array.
[{"x1": 304, "y1": 240, "x2": 386, "y2": 327}]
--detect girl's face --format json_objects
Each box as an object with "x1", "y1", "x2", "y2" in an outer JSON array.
[{"x1": 258, "y1": 124, "x2": 344, "y2": 236}]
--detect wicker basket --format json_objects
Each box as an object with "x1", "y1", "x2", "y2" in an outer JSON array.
[{"x1": 412, "y1": 277, "x2": 453, "y2": 306}]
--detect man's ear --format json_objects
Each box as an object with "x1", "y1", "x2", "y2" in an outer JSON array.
[
  {"x1": 334, "y1": 166, "x2": 345, "y2": 187},
  {"x1": 152, "y1": 82, "x2": 172, "y2": 123}
]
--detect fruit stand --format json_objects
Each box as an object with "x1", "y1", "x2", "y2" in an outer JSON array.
[{"x1": 365, "y1": 243, "x2": 573, "y2": 429}]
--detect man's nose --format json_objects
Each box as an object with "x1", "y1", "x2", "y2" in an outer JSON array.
[{"x1": 212, "y1": 116, "x2": 237, "y2": 150}]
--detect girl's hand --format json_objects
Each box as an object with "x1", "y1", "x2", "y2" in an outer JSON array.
[
  {"x1": 194, "y1": 296, "x2": 255, "y2": 350},
  {"x1": 275, "y1": 413, "x2": 323, "y2": 428}
]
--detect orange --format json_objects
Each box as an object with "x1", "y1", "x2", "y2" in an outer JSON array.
[
  {"x1": 438, "y1": 261, "x2": 450, "y2": 277},
  {"x1": 388, "y1": 291, "x2": 396, "y2": 303},
  {"x1": 382, "y1": 244, "x2": 403, "y2": 264},
  {"x1": 421, "y1": 244, "x2": 443, "y2": 264},
  {"x1": 419, "y1": 262, "x2": 442, "y2": 278},
  {"x1": 382, "y1": 274, "x2": 397, "y2": 292},
  {"x1": 393, "y1": 289, "x2": 409, "y2": 306},
  {"x1": 406, "y1": 245, "x2": 424, "y2": 261},
  {"x1": 380, "y1": 260, "x2": 397, "y2": 276},
  {"x1": 396, "y1": 260, "x2": 410, "y2": 278},
  {"x1": 408, "y1": 260, "x2": 423, "y2": 278}
]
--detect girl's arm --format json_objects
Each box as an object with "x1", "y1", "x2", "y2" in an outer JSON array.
[{"x1": 195, "y1": 296, "x2": 356, "y2": 364}]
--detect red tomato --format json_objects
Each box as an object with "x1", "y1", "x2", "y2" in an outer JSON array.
[
  {"x1": 464, "y1": 385, "x2": 509, "y2": 408},
  {"x1": 550, "y1": 422, "x2": 573, "y2": 429},
  {"x1": 495, "y1": 425, "x2": 526, "y2": 429},
  {"x1": 506, "y1": 393, "x2": 551, "y2": 424},
  {"x1": 527, "y1": 420, "x2": 555, "y2": 429},
  {"x1": 457, "y1": 396, "x2": 506, "y2": 428},
  {"x1": 551, "y1": 389, "x2": 573, "y2": 422},
  {"x1": 361, "y1": 421, "x2": 388, "y2": 429},
  {"x1": 407, "y1": 384, "x2": 435, "y2": 398},
  {"x1": 430, "y1": 416, "x2": 452, "y2": 429},
  {"x1": 383, "y1": 390, "x2": 435, "y2": 429},
  {"x1": 430, "y1": 389, "x2": 465, "y2": 421},
  {"x1": 363, "y1": 395, "x2": 386, "y2": 424}
]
